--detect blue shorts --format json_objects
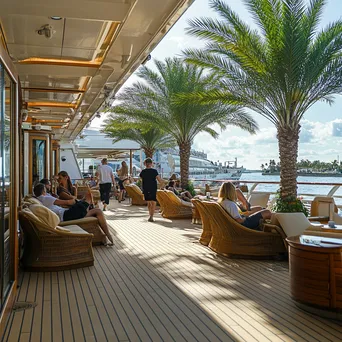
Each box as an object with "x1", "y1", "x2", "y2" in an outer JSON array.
[{"x1": 242, "y1": 212, "x2": 263, "y2": 230}]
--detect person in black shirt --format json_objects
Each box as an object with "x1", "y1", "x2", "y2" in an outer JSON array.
[{"x1": 139, "y1": 158, "x2": 164, "y2": 222}]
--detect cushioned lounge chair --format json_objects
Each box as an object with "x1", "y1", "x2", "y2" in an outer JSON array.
[
  {"x1": 266, "y1": 212, "x2": 342, "y2": 243},
  {"x1": 192, "y1": 199, "x2": 212, "y2": 246},
  {"x1": 125, "y1": 184, "x2": 147, "y2": 206},
  {"x1": 19, "y1": 206, "x2": 94, "y2": 271},
  {"x1": 248, "y1": 193, "x2": 270, "y2": 208},
  {"x1": 200, "y1": 202, "x2": 286, "y2": 258},
  {"x1": 310, "y1": 196, "x2": 342, "y2": 224},
  {"x1": 156, "y1": 190, "x2": 192, "y2": 219}
]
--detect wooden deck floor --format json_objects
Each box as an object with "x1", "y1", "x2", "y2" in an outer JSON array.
[{"x1": 3, "y1": 201, "x2": 342, "y2": 342}]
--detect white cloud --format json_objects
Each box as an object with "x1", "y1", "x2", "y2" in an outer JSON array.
[{"x1": 193, "y1": 119, "x2": 342, "y2": 169}]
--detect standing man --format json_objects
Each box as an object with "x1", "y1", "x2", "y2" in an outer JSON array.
[
  {"x1": 96, "y1": 158, "x2": 115, "y2": 211},
  {"x1": 139, "y1": 158, "x2": 164, "y2": 222}
]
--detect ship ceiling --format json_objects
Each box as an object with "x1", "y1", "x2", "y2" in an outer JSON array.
[{"x1": 0, "y1": 0, "x2": 194, "y2": 140}]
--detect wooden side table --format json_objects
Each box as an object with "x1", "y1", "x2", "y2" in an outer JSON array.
[{"x1": 286, "y1": 235, "x2": 342, "y2": 320}]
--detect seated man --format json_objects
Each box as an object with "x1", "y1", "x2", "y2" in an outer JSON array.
[
  {"x1": 166, "y1": 180, "x2": 192, "y2": 202},
  {"x1": 88, "y1": 176, "x2": 98, "y2": 188},
  {"x1": 33, "y1": 183, "x2": 114, "y2": 245},
  {"x1": 40, "y1": 178, "x2": 58, "y2": 198}
]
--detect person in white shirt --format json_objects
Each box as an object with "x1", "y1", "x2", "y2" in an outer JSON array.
[
  {"x1": 95, "y1": 158, "x2": 116, "y2": 211},
  {"x1": 34, "y1": 183, "x2": 114, "y2": 245},
  {"x1": 218, "y1": 182, "x2": 271, "y2": 230}
]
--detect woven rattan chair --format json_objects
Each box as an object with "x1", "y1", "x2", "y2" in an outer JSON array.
[
  {"x1": 22, "y1": 195, "x2": 106, "y2": 245},
  {"x1": 156, "y1": 190, "x2": 192, "y2": 219},
  {"x1": 201, "y1": 202, "x2": 286, "y2": 258},
  {"x1": 192, "y1": 199, "x2": 212, "y2": 246},
  {"x1": 19, "y1": 209, "x2": 94, "y2": 271},
  {"x1": 125, "y1": 184, "x2": 147, "y2": 206}
]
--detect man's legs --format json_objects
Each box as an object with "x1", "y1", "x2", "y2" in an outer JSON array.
[
  {"x1": 103, "y1": 183, "x2": 111, "y2": 210},
  {"x1": 99, "y1": 183, "x2": 105, "y2": 205}
]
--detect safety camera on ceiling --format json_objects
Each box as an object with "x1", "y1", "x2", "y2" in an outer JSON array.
[{"x1": 37, "y1": 24, "x2": 56, "y2": 39}]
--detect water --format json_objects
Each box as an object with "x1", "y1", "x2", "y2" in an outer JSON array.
[
  {"x1": 239, "y1": 172, "x2": 342, "y2": 206},
  {"x1": 192, "y1": 172, "x2": 342, "y2": 205}
]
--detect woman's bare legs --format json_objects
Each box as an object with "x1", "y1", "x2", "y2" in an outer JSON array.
[
  {"x1": 85, "y1": 190, "x2": 113, "y2": 245},
  {"x1": 86, "y1": 208, "x2": 114, "y2": 245}
]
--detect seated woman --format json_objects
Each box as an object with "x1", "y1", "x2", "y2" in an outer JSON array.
[
  {"x1": 218, "y1": 182, "x2": 271, "y2": 231},
  {"x1": 33, "y1": 183, "x2": 114, "y2": 245},
  {"x1": 166, "y1": 180, "x2": 192, "y2": 202},
  {"x1": 57, "y1": 171, "x2": 77, "y2": 200}
]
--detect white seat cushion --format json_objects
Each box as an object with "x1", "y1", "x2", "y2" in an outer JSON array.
[
  {"x1": 275, "y1": 213, "x2": 312, "y2": 237},
  {"x1": 57, "y1": 225, "x2": 89, "y2": 235},
  {"x1": 248, "y1": 193, "x2": 270, "y2": 208}
]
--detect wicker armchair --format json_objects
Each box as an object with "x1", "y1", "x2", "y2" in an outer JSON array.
[
  {"x1": 22, "y1": 195, "x2": 105, "y2": 245},
  {"x1": 192, "y1": 199, "x2": 212, "y2": 246},
  {"x1": 201, "y1": 202, "x2": 286, "y2": 258},
  {"x1": 125, "y1": 184, "x2": 147, "y2": 206},
  {"x1": 156, "y1": 190, "x2": 192, "y2": 219},
  {"x1": 19, "y1": 209, "x2": 94, "y2": 271}
]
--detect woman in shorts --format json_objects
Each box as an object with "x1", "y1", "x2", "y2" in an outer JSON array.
[{"x1": 217, "y1": 182, "x2": 271, "y2": 230}]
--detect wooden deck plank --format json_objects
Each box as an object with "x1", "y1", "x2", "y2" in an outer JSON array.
[
  {"x1": 20, "y1": 272, "x2": 37, "y2": 334},
  {"x1": 30, "y1": 272, "x2": 44, "y2": 342},
  {"x1": 41, "y1": 272, "x2": 52, "y2": 342},
  {"x1": 51, "y1": 272, "x2": 63, "y2": 342},
  {"x1": 64, "y1": 270, "x2": 86, "y2": 341},
  {"x1": 57, "y1": 271, "x2": 75, "y2": 342},
  {"x1": 6, "y1": 272, "x2": 31, "y2": 342},
  {"x1": 4, "y1": 202, "x2": 342, "y2": 342}
]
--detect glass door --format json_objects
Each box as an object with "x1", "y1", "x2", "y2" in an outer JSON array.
[
  {"x1": 29, "y1": 136, "x2": 48, "y2": 192},
  {"x1": 0, "y1": 61, "x2": 14, "y2": 308}
]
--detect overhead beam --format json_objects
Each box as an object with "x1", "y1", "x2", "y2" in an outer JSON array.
[
  {"x1": 23, "y1": 87, "x2": 85, "y2": 94},
  {"x1": 28, "y1": 101, "x2": 77, "y2": 108},
  {"x1": 15, "y1": 64, "x2": 98, "y2": 77},
  {"x1": 0, "y1": 0, "x2": 129, "y2": 21},
  {"x1": 18, "y1": 58, "x2": 101, "y2": 68}
]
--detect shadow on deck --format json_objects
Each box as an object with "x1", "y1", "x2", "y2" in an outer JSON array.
[{"x1": 3, "y1": 200, "x2": 342, "y2": 341}]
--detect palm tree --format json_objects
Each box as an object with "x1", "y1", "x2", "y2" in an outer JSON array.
[
  {"x1": 102, "y1": 119, "x2": 175, "y2": 158},
  {"x1": 184, "y1": 0, "x2": 342, "y2": 198},
  {"x1": 106, "y1": 57, "x2": 258, "y2": 188}
]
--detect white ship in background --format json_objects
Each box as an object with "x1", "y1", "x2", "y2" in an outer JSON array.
[{"x1": 156, "y1": 149, "x2": 244, "y2": 181}]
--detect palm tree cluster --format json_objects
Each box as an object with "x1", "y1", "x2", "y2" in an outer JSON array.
[
  {"x1": 104, "y1": 58, "x2": 257, "y2": 188},
  {"x1": 104, "y1": 0, "x2": 342, "y2": 198}
]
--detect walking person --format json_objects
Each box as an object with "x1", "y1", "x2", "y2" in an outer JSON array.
[
  {"x1": 139, "y1": 158, "x2": 164, "y2": 222},
  {"x1": 96, "y1": 158, "x2": 116, "y2": 211},
  {"x1": 117, "y1": 161, "x2": 129, "y2": 203}
]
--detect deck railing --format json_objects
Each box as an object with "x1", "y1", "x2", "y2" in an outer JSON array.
[{"x1": 190, "y1": 179, "x2": 342, "y2": 209}]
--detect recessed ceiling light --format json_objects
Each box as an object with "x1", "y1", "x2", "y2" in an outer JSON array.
[{"x1": 50, "y1": 16, "x2": 62, "y2": 20}]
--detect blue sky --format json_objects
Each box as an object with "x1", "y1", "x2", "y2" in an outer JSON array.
[{"x1": 93, "y1": 0, "x2": 342, "y2": 169}]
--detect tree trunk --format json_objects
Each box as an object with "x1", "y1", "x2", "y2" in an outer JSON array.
[
  {"x1": 277, "y1": 125, "x2": 300, "y2": 198},
  {"x1": 143, "y1": 147, "x2": 155, "y2": 159},
  {"x1": 179, "y1": 140, "x2": 191, "y2": 189}
]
